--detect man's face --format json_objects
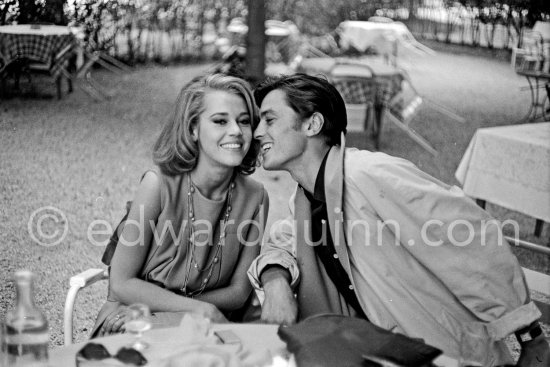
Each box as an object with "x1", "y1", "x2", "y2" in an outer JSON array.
[{"x1": 255, "y1": 89, "x2": 308, "y2": 171}]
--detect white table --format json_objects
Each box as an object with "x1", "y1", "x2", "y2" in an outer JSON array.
[
  {"x1": 50, "y1": 322, "x2": 458, "y2": 367},
  {"x1": 50, "y1": 323, "x2": 288, "y2": 366},
  {"x1": 455, "y1": 123, "x2": 550, "y2": 235},
  {"x1": 338, "y1": 20, "x2": 434, "y2": 58}
]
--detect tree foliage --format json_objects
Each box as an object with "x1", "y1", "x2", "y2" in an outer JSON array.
[{"x1": 2, "y1": 0, "x2": 548, "y2": 62}]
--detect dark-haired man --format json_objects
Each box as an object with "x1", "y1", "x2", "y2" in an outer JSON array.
[{"x1": 248, "y1": 73, "x2": 548, "y2": 365}]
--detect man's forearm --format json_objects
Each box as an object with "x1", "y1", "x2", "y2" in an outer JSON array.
[{"x1": 259, "y1": 265, "x2": 298, "y2": 325}]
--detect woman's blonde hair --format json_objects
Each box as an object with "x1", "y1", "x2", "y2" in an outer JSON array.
[{"x1": 153, "y1": 73, "x2": 260, "y2": 176}]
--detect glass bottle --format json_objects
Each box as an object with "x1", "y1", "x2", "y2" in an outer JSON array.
[{"x1": 4, "y1": 270, "x2": 48, "y2": 367}]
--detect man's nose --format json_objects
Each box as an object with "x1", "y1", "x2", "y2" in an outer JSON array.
[{"x1": 254, "y1": 120, "x2": 266, "y2": 139}]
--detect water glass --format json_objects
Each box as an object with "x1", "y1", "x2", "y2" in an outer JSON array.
[
  {"x1": 180, "y1": 312, "x2": 211, "y2": 339},
  {"x1": 125, "y1": 304, "x2": 152, "y2": 352}
]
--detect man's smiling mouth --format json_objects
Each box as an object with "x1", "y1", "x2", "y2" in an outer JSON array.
[{"x1": 261, "y1": 143, "x2": 272, "y2": 154}]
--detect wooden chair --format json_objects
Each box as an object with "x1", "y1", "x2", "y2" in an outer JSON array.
[
  {"x1": 25, "y1": 43, "x2": 75, "y2": 99},
  {"x1": 60, "y1": 49, "x2": 109, "y2": 100}
]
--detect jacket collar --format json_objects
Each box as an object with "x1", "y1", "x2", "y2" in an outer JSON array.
[{"x1": 324, "y1": 133, "x2": 352, "y2": 273}]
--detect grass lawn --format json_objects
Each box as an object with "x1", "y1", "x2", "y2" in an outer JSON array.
[{"x1": 0, "y1": 43, "x2": 548, "y2": 349}]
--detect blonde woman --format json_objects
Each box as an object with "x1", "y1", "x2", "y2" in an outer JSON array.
[{"x1": 93, "y1": 74, "x2": 268, "y2": 336}]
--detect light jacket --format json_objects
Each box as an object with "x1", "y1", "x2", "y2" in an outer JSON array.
[{"x1": 248, "y1": 138, "x2": 540, "y2": 364}]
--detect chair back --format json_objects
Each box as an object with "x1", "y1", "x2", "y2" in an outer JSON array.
[{"x1": 327, "y1": 60, "x2": 376, "y2": 132}]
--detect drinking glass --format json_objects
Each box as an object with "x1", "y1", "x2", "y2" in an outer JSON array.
[
  {"x1": 181, "y1": 312, "x2": 211, "y2": 338},
  {"x1": 125, "y1": 304, "x2": 152, "y2": 352}
]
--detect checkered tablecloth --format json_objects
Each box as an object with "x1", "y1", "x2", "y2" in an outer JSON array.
[
  {"x1": 297, "y1": 57, "x2": 403, "y2": 107},
  {"x1": 0, "y1": 25, "x2": 76, "y2": 78}
]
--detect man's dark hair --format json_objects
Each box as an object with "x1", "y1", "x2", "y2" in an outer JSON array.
[{"x1": 254, "y1": 73, "x2": 347, "y2": 146}]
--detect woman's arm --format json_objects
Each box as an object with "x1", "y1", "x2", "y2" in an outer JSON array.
[
  {"x1": 108, "y1": 171, "x2": 224, "y2": 318},
  {"x1": 195, "y1": 190, "x2": 269, "y2": 311}
]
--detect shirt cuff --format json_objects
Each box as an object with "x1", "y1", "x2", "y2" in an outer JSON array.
[
  {"x1": 247, "y1": 258, "x2": 299, "y2": 305},
  {"x1": 487, "y1": 301, "x2": 542, "y2": 340}
]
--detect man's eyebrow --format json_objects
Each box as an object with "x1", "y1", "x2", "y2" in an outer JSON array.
[{"x1": 260, "y1": 109, "x2": 275, "y2": 118}]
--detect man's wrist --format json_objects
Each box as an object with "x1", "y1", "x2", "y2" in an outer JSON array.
[
  {"x1": 515, "y1": 321, "x2": 543, "y2": 345},
  {"x1": 260, "y1": 264, "x2": 291, "y2": 287}
]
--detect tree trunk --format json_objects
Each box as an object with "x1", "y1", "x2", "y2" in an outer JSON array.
[
  {"x1": 246, "y1": 0, "x2": 265, "y2": 86},
  {"x1": 43, "y1": 0, "x2": 67, "y2": 25}
]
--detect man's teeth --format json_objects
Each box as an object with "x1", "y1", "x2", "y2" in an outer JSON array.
[
  {"x1": 262, "y1": 143, "x2": 272, "y2": 153},
  {"x1": 221, "y1": 143, "x2": 241, "y2": 149}
]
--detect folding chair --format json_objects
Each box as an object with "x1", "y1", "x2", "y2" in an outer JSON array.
[
  {"x1": 25, "y1": 43, "x2": 75, "y2": 99},
  {"x1": 327, "y1": 61, "x2": 377, "y2": 135},
  {"x1": 64, "y1": 268, "x2": 108, "y2": 345},
  {"x1": 58, "y1": 47, "x2": 122, "y2": 101},
  {"x1": 384, "y1": 70, "x2": 465, "y2": 156}
]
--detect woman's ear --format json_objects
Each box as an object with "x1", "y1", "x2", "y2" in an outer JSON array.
[{"x1": 191, "y1": 124, "x2": 199, "y2": 142}]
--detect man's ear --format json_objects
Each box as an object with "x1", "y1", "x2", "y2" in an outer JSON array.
[{"x1": 304, "y1": 112, "x2": 324, "y2": 137}]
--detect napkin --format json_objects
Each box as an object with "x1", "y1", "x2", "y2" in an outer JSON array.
[
  {"x1": 277, "y1": 314, "x2": 442, "y2": 367},
  {"x1": 152, "y1": 345, "x2": 240, "y2": 367}
]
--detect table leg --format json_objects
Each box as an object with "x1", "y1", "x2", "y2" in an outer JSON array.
[
  {"x1": 373, "y1": 104, "x2": 384, "y2": 150},
  {"x1": 545, "y1": 83, "x2": 550, "y2": 120},
  {"x1": 56, "y1": 76, "x2": 62, "y2": 99},
  {"x1": 475, "y1": 199, "x2": 486, "y2": 209},
  {"x1": 534, "y1": 219, "x2": 544, "y2": 237}
]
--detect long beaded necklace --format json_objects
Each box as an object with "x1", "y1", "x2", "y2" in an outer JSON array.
[{"x1": 181, "y1": 173, "x2": 235, "y2": 297}]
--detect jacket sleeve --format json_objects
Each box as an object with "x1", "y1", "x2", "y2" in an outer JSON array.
[
  {"x1": 247, "y1": 190, "x2": 300, "y2": 303},
  {"x1": 348, "y1": 153, "x2": 541, "y2": 340}
]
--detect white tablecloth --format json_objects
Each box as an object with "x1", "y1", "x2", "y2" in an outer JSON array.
[
  {"x1": 50, "y1": 324, "x2": 288, "y2": 367},
  {"x1": 455, "y1": 122, "x2": 550, "y2": 221},
  {"x1": 338, "y1": 20, "x2": 434, "y2": 57},
  {"x1": 0, "y1": 24, "x2": 72, "y2": 36}
]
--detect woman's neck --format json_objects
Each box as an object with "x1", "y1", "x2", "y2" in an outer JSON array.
[{"x1": 190, "y1": 166, "x2": 234, "y2": 201}]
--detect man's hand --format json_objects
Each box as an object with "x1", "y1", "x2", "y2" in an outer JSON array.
[
  {"x1": 260, "y1": 266, "x2": 298, "y2": 325},
  {"x1": 517, "y1": 335, "x2": 550, "y2": 367}
]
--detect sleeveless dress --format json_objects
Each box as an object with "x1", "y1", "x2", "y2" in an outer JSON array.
[{"x1": 91, "y1": 167, "x2": 267, "y2": 335}]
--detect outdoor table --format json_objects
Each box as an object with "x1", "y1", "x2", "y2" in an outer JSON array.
[
  {"x1": 0, "y1": 24, "x2": 77, "y2": 79},
  {"x1": 297, "y1": 57, "x2": 403, "y2": 136},
  {"x1": 50, "y1": 322, "x2": 458, "y2": 367},
  {"x1": 50, "y1": 323, "x2": 289, "y2": 366},
  {"x1": 455, "y1": 122, "x2": 550, "y2": 236}
]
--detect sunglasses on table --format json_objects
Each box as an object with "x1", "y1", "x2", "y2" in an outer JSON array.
[{"x1": 76, "y1": 342, "x2": 147, "y2": 366}]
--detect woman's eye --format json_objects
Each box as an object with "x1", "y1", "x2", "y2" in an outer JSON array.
[
  {"x1": 239, "y1": 119, "x2": 251, "y2": 125},
  {"x1": 213, "y1": 119, "x2": 227, "y2": 125}
]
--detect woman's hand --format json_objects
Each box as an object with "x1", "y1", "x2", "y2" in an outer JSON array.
[
  {"x1": 197, "y1": 303, "x2": 228, "y2": 323},
  {"x1": 98, "y1": 305, "x2": 128, "y2": 336}
]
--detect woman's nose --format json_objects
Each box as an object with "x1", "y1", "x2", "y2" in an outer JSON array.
[{"x1": 228, "y1": 120, "x2": 243, "y2": 135}]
